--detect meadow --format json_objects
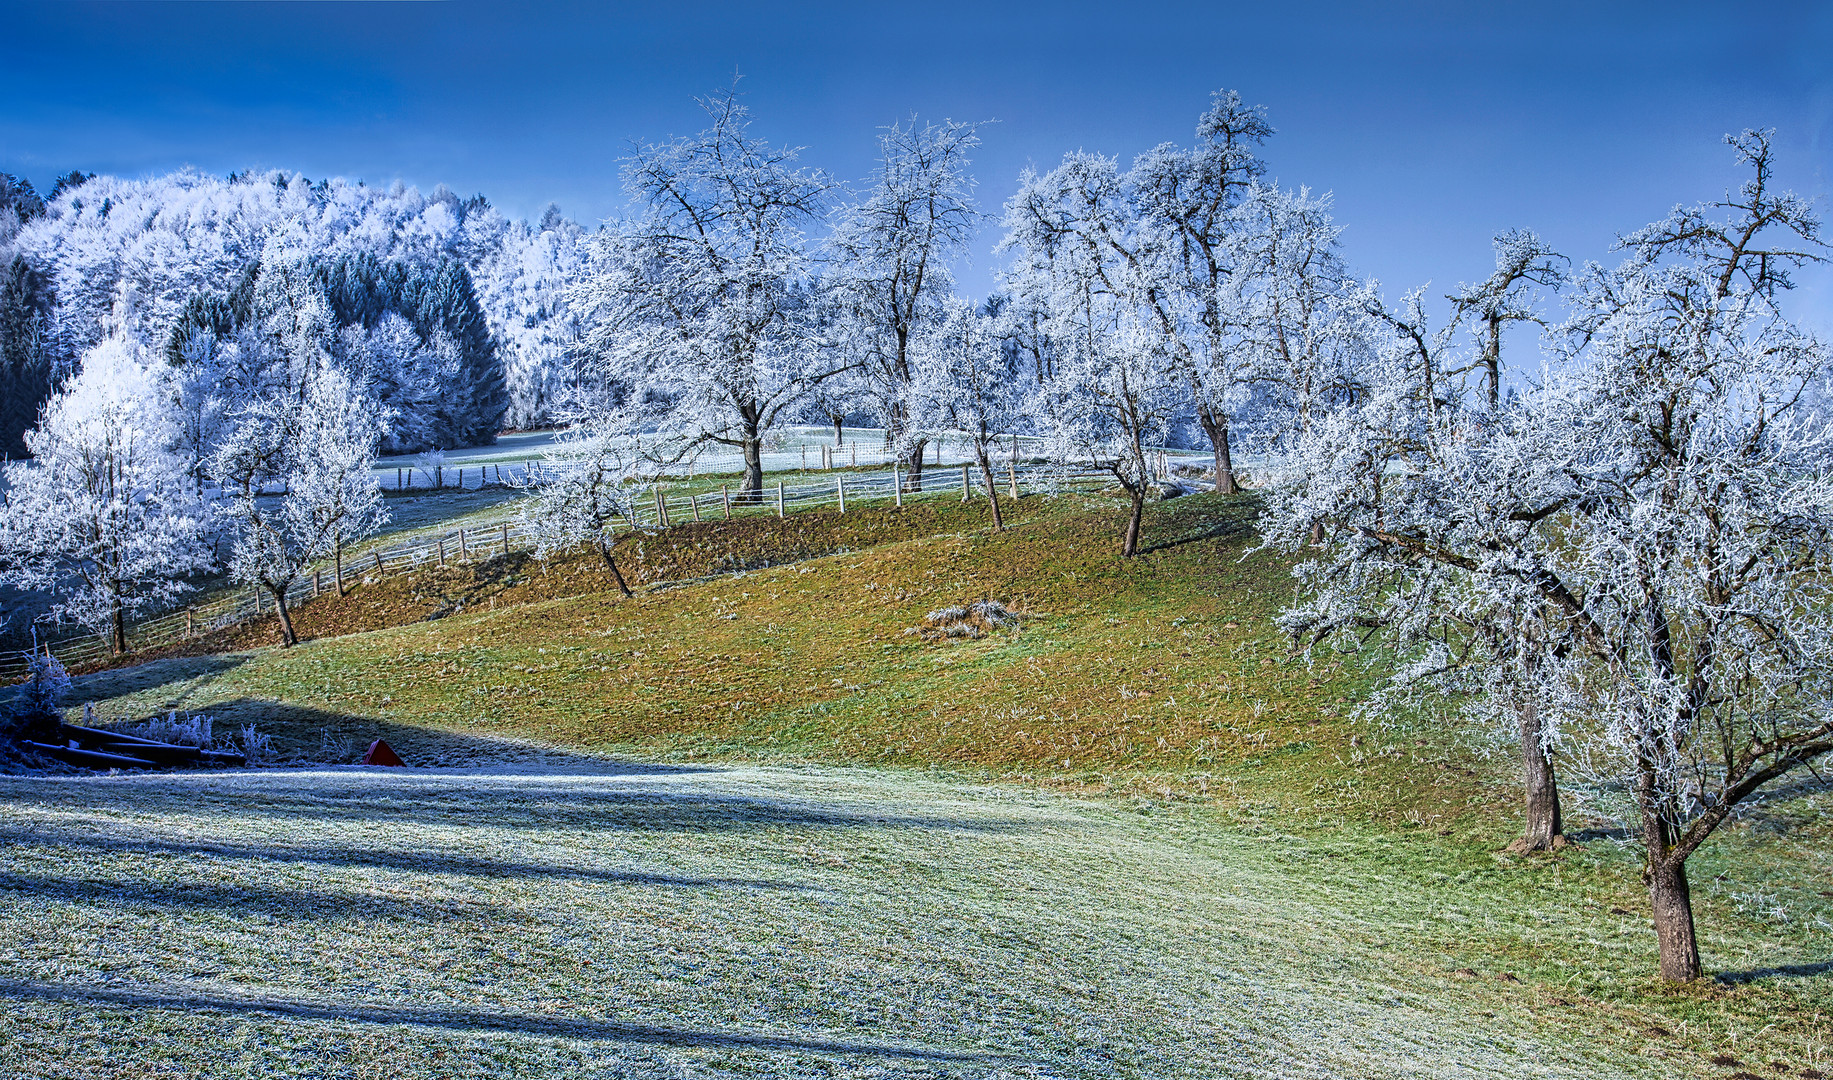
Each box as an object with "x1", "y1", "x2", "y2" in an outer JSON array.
[{"x1": 5, "y1": 490, "x2": 1829, "y2": 1077}]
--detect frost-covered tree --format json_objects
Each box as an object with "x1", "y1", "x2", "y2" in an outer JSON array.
[
  {"x1": 1004, "y1": 155, "x2": 1189, "y2": 556},
  {"x1": 827, "y1": 118, "x2": 980, "y2": 488},
  {"x1": 915, "y1": 298, "x2": 1021, "y2": 528},
  {"x1": 1266, "y1": 131, "x2": 1833, "y2": 981},
  {"x1": 10, "y1": 168, "x2": 529, "y2": 442},
  {"x1": 292, "y1": 368, "x2": 390, "y2": 596},
  {"x1": 0, "y1": 337, "x2": 212, "y2": 653},
  {"x1": 1227, "y1": 184, "x2": 1370, "y2": 456},
  {"x1": 1134, "y1": 90, "x2": 1274, "y2": 493},
  {"x1": 1446, "y1": 229, "x2": 1564, "y2": 411},
  {"x1": 0, "y1": 251, "x2": 56, "y2": 459},
  {"x1": 516, "y1": 409, "x2": 650, "y2": 597},
  {"x1": 212, "y1": 366, "x2": 389, "y2": 645},
  {"x1": 574, "y1": 89, "x2": 842, "y2": 500}
]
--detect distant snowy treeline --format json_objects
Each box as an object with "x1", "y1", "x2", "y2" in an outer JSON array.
[{"x1": 0, "y1": 168, "x2": 586, "y2": 457}]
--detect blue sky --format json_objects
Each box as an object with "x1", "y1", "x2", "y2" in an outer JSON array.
[{"x1": 2, "y1": 1, "x2": 1829, "y2": 316}]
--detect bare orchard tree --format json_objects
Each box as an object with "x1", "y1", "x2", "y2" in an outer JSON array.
[
  {"x1": 0, "y1": 336, "x2": 212, "y2": 654},
  {"x1": 212, "y1": 366, "x2": 389, "y2": 646},
  {"x1": 1268, "y1": 132, "x2": 1833, "y2": 982},
  {"x1": 516, "y1": 409, "x2": 648, "y2": 597},
  {"x1": 914, "y1": 297, "x2": 1022, "y2": 529},
  {"x1": 1226, "y1": 183, "x2": 1371, "y2": 459},
  {"x1": 1004, "y1": 153, "x2": 1189, "y2": 556},
  {"x1": 573, "y1": 89, "x2": 842, "y2": 501},
  {"x1": 1127, "y1": 89, "x2": 1273, "y2": 493},
  {"x1": 1445, "y1": 229, "x2": 1565, "y2": 411},
  {"x1": 826, "y1": 118, "x2": 980, "y2": 490}
]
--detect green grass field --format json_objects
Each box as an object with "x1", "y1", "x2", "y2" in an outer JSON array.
[{"x1": 5, "y1": 490, "x2": 1830, "y2": 1077}]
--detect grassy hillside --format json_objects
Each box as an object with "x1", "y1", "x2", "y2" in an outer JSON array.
[{"x1": 31, "y1": 490, "x2": 1833, "y2": 1075}]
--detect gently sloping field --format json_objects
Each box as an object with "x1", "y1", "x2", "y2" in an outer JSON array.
[
  {"x1": 0, "y1": 763, "x2": 1665, "y2": 1080},
  {"x1": 38, "y1": 493, "x2": 1833, "y2": 1071}
]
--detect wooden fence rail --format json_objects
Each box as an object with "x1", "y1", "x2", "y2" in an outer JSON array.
[{"x1": 0, "y1": 461, "x2": 1126, "y2": 678}]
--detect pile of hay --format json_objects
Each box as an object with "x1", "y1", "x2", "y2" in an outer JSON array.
[{"x1": 907, "y1": 600, "x2": 1020, "y2": 641}]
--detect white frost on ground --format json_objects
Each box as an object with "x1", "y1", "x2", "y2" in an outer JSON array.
[{"x1": 0, "y1": 763, "x2": 1656, "y2": 1078}]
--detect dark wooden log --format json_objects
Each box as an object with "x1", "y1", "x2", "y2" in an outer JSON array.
[
  {"x1": 61, "y1": 724, "x2": 169, "y2": 747},
  {"x1": 21, "y1": 741, "x2": 160, "y2": 769},
  {"x1": 93, "y1": 742, "x2": 206, "y2": 765}
]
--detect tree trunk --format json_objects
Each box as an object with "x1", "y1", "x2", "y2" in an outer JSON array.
[
  {"x1": 110, "y1": 595, "x2": 128, "y2": 656},
  {"x1": 974, "y1": 444, "x2": 1004, "y2": 531},
  {"x1": 1648, "y1": 855, "x2": 1702, "y2": 981},
  {"x1": 741, "y1": 434, "x2": 764, "y2": 502},
  {"x1": 598, "y1": 541, "x2": 633, "y2": 597},
  {"x1": 1198, "y1": 406, "x2": 1239, "y2": 495},
  {"x1": 1507, "y1": 694, "x2": 1565, "y2": 852},
  {"x1": 1122, "y1": 484, "x2": 1145, "y2": 557},
  {"x1": 832, "y1": 414, "x2": 844, "y2": 447},
  {"x1": 272, "y1": 586, "x2": 298, "y2": 647},
  {"x1": 906, "y1": 439, "x2": 927, "y2": 493}
]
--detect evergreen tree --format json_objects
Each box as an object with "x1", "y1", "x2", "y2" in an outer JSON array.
[{"x1": 0, "y1": 254, "x2": 54, "y2": 458}]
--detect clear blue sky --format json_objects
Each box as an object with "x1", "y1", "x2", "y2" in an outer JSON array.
[{"x1": 2, "y1": 1, "x2": 1829, "y2": 318}]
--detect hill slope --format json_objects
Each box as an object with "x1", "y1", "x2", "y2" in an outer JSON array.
[{"x1": 40, "y1": 490, "x2": 1833, "y2": 1074}]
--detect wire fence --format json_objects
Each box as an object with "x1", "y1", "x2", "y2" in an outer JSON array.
[
  {"x1": 0, "y1": 458, "x2": 1143, "y2": 679},
  {"x1": 370, "y1": 433, "x2": 1060, "y2": 492}
]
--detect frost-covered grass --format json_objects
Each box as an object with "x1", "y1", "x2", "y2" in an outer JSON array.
[
  {"x1": 44, "y1": 491, "x2": 1833, "y2": 1073},
  {"x1": 0, "y1": 763, "x2": 1687, "y2": 1079}
]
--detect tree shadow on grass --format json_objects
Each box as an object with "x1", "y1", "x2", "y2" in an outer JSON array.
[
  {"x1": 0, "y1": 849, "x2": 806, "y2": 918},
  {"x1": 51, "y1": 694, "x2": 682, "y2": 773},
  {"x1": 0, "y1": 767, "x2": 1023, "y2": 837},
  {"x1": 1715, "y1": 961, "x2": 1833, "y2": 985},
  {"x1": 1137, "y1": 497, "x2": 1260, "y2": 556},
  {"x1": 0, "y1": 979, "x2": 997, "y2": 1063},
  {"x1": 62, "y1": 653, "x2": 255, "y2": 710}
]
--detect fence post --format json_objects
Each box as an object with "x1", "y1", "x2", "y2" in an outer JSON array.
[
  {"x1": 776, "y1": 481, "x2": 785, "y2": 518},
  {"x1": 438, "y1": 538, "x2": 446, "y2": 567},
  {"x1": 893, "y1": 465, "x2": 902, "y2": 507},
  {"x1": 1009, "y1": 454, "x2": 1019, "y2": 499},
  {"x1": 722, "y1": 484, "x2": 732, "y2": 519},
  {"x1": 501, "y1": 524, "x2": 510, "y2": 556},
  {"x1": 691, "y1": 493, "x2": 702, "y2": 522},
  {"x1": 312, "y1": 570, "x2": 320, "y2": 598},
  {"x1": 374, "y1": 550, "x2": 384, "y2": 574},
  {"x1": 961, "y1": 463, "x2": 971, "y2": 502},
  {"x1": 851, "y1": 442, "x2": 857, "y2": 467},
  {"x1": 459, "y1": 529, "x2": 469, "y2": 561},
  {"x1": 802, "y1": 447, "x2": 807, "y2": 472},
  {"x1": 837, "y1": 476, "x2": 846, "y2": 514},
  {"x1": 186, "y1": 607, "x2": 196, "y2": 636},
  {"x1": 655, "y1": 486, "x2": 668, "y2": 528}
]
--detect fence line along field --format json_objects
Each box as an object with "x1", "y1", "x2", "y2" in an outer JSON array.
[{"x1": 0, "y1": 453, "x2": 1158, "y2": 679}]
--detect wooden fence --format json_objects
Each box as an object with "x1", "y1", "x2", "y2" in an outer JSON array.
[{"x1": 0, "y1": 460, "x2": 1117, "y2": 679}]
